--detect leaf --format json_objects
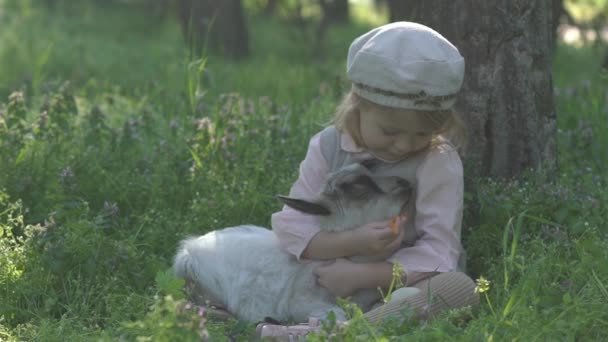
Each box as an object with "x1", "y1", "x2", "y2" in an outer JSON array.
[
  {"x1": 188, "y1": 147, "x2": 203, "y2": 170},
  {"x1": 510, "y1": 210, "x2": 527, "y2": 261},
  {"x1": 14, "y1": 147, "x2": 28, "y2": 166},
  {"x1": 524, "y1": 214, "x2": 561, "y2": 227},
  {"x1": 592, "y1": 269, "x2": 608, "y2": 301},
  {"x1": 155, "y1": 269, "x2": 185, "y2": 299},
  {"x1": 502, "y1": 288, "x2": 520, "y2": 318}
]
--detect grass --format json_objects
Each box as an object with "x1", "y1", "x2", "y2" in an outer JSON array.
[{"x1": 1, "y1": 1, "x2": 607, "y2": 341}]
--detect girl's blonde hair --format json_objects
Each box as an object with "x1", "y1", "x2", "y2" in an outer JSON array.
[{"x1": 331, "y1": 91, "x2": 468, "y2": 155}]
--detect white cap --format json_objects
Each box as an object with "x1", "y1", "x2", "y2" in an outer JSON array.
[{"x1": 347, "y1": 22, "x2": 465, "y2": 110}]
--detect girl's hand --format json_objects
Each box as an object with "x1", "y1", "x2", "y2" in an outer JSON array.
[
  {"x1": 313, "y1": 258, "x2": 360, "y2": 297},
  {"x1": 349, "y1": 216, "x2": 406, "y2": 257}
]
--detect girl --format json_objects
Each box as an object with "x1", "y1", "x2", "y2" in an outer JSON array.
[{"x1": 258, "y1": 21, "x2": 479, "y2": 339}]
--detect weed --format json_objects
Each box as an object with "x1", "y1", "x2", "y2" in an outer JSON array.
[{"x1": 0, "y1": 1, "x2": 607, "y2": 340}]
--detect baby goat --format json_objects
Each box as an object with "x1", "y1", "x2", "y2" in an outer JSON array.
[{"x1": 173, "y1": 162, "x2": 412, "y2": 323}]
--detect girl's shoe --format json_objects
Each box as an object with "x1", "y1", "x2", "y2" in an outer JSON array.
[{"x1": 256, "y1": 317, "x2": 321, "y2": 341}]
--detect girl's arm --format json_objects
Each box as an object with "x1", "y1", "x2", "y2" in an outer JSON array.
[
  {"x1": 302, "y1": 218, "x2": 405, "y2": 260},
  {"x1": 314, "y1": 146, "x2": 463, "y2": 296},
  {"x1": 314, "y1": 259, "x2": 438, "y2": 297},
  {"x1": 272, "y1": 132, "x2": 328, "y2": 260},
  {"x1": 314, "y1": 260, "x2": 395, "y2": 297},
  {"x1": 273, "y1": 131, "x2": 402, "y2": 261},
  {"x1": 389, "y1": 145, "x2": 465, "y2": 285},
  {"x1": 301, "y1": 230, "x2": 359, "y2": 260}
]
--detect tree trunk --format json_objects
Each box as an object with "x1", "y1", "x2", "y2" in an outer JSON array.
[
  {"x1": 325, "y1": 0, "x2": 349, "y2": 23},
  {"x1": 386, "y1": 0, "x2": 419, "y2": 22},
  {"x1": 178, "y1": 0, "x2": 249, "y2": 59},
  {"x1": 410, "y1": 0, "x2": 557, "y2": 178},
  {"x1": 315, "y1": 0, "x2": 349, "y2": 59},
  {"x1": 218, "y1": 0, "x2": 249, "y2": 58},
  {"x1": 263, "y1": 0, "x2": 278, "y2": 16},
  {"x1": 551, "y1": 0, "x2": 564, "y2": 52}
]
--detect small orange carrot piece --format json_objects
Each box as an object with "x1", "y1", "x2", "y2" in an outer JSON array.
[{"x1": 390, "y1": 216, "x2": 399, "y2": 233}]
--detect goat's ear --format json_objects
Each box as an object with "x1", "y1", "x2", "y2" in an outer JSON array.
[{"x1": 276, "y1": 195, "x2": 331, "y2": 216}]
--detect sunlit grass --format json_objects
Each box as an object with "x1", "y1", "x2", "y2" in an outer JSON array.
[
  {"x1": 0, "y1": 1, "x2": 607, "y2": 340},
  {"x1": 350, "y1": 0, "x2": 389, "y2": 26},
  {"x1": 564, "y1": 0, "x2": 608, "y2": 22}
]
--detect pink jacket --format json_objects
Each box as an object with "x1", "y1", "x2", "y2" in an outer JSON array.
[{"x1": 271, "y1": 128, "x2": 464, "y2": 285}]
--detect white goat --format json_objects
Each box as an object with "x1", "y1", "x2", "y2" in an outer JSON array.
[{"x1": 173, "y1": 162, "x2": 412, "y2": 323}]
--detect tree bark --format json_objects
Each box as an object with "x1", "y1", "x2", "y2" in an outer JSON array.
[
  {"x1": 386, "y1": 0, "x2": 419, "y2": 22},
  {"x1": 410, "y1": 0, "x2": 557, "y2": 178},
  {"x1": 263, "y1": 0, "x2": 279, "y2": 16},
  {"x1": 178, "y1": 0, "x2": 249, "y2": 59},
  {"x1": 324, "y1": 0, "x2": 349, "y2": 23},
  {"x1": 315, "y1": 0, "x2": 349, "y2": 59}
]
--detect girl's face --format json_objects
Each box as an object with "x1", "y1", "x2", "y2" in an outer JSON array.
[{"x1": 358, "y1": 103, "x2": 435, "y2": 162}]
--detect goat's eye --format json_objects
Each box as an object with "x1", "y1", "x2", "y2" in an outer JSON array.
[
  {"x1": 340, "y1": 185, "x2": 367, "y2": 200},
  {"x1": 336, "y1": 175, "x2": 383, "y2": 200},
  {"x1": 337, "y1": 181, "x2": 359, "y2": 192},
  {"x1": 337, "y1": 182, "x2": 355, "y2": 192}
]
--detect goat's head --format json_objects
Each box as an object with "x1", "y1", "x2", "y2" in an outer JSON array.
[{"x1": 277, "y1": 163, "x2": 412, "y2": 232}]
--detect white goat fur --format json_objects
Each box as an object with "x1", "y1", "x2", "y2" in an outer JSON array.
[{"x1": 173, "y1": 163, "x2": 412, "y2": 323}]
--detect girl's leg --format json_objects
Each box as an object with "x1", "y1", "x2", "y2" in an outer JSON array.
[
  {"x1": 364, "y1": 271, "x2": 479, "y2": 323},
  {"x1": 256, "y1": 272, "x2": 479, "y2": 340}
]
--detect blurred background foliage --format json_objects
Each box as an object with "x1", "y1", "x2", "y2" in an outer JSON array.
[
  {"x1": 0, "y1": 0, "x2": 607, "y2": 341},
  {"x1": 1, "y1": 0, "x2": 607, "y2": 102}
]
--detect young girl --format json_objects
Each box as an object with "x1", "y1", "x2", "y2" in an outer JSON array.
[{"x1": 258, "y1": 22, "x2": 479, "y2": 339}]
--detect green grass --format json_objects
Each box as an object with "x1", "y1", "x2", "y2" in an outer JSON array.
[{"x1": 1, "y1": 1, "x2": 608, "y2": 341}]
